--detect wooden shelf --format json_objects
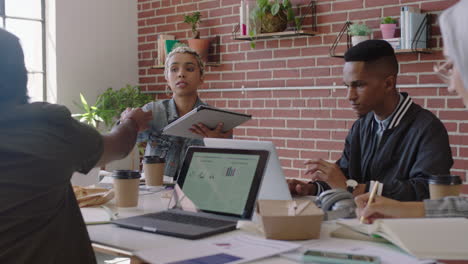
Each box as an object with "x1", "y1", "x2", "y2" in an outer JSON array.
[
  {"x1": 233, "y1": 30, "x2": 319, "y2": 40},
  {"x1": 330, "y1": 48, "x2": 431, "y2": 58},
  {"x1": 151, "y1": 62, "x2": 221, "y2": 69}
]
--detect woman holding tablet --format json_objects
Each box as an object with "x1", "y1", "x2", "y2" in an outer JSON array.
[
  {"x1": 136, "y1": 47, "x2": 232, "y2": 179},
  {"x1": 356, "y1": 1, "x2": 468, "y2": 222}
]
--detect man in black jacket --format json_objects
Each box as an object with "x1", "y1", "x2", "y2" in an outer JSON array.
[{"x1": 288, "y1": 40, "x2": 453, "y2": 201}]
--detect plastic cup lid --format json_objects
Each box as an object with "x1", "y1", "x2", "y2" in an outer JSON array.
[
  {"x1": 111, "y1": 170, "x2": 141, "y2": 179},
  {"x1": 143, "y1": 156, "x2": 165, "y2": 164},
  {"x1": 428, "y1": 174, "x2": 462, "y2": 185}
]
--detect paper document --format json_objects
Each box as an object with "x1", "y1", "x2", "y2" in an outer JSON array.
[
  {"x1": 135, "y1": 234, "x2": 300, "y2": 264},
  {"x1": 163, "y1": 105, "x2": 252, "y2": 139},
  {"x1": 336, "y1": 218, "x2": 468, "y2": 260}
]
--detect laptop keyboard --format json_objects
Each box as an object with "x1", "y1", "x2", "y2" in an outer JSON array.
[{"x1": 147, "y1": 211, "x2": 235, "y2": 228}]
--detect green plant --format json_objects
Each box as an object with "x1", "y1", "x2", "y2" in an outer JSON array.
[
  {"x1": 381, "y1": 16, "x2": 397, "y2": 24},
  {"x1": 72, "y1": 93, "x2": 103, "y2": 128},
  {"x1": 183, "y1": 11, "x2": 202, "y2": 39},
  {"x1": 73, "y1": 85, "x2": 153, "y2": 130},
  {"x1": 348, "y1": 23, "x2": 371, "y2": 36},
  {"x1": 249, "y1": 0, "x2": 300, "y2": 48}
]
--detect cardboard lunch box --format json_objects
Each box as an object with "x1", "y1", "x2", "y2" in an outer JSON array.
[{"x1": 256, "y1": 199, "x2": 324, "y2": 240}]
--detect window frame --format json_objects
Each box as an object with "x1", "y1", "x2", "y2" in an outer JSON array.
[{"x1": 1, "y1": 0, "x2": 47, "y2": 101}]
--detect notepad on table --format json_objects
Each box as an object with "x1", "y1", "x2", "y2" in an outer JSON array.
[
  {"x1": 163, "y1": 105, "x2": 252, "y2": 139},
  {"x1": 335, "y1": 218, "x2": 468, "y2": 260}
]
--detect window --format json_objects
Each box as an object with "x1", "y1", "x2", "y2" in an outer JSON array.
[{"x1": 1, "y1": 0, "x2": 46, "y2": 102}]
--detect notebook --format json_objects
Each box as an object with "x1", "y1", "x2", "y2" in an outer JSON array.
[
  {"x1": 112, "y1": 147, "x2": 269, "y2": 239},
  {"x1": 335, "y1": 218, "x2": 468, "y2": 260},
  {"x1": 162, "y1": 105, "x2": 252, "y2": 139},
  {"x1": 204, "y1": 138, "x2": 292, "y2": 201}
]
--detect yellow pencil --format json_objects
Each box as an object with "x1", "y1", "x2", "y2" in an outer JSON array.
[{"x1": 360, "y1": 181, "x2": 380, "y2": 224}]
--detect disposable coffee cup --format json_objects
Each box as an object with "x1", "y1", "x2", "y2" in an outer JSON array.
[
  {"x1": 112, "y1": 170, "x2": 141, "y2": 207},
  {"x1": 143, "y1": 156, "x2": 165, "y2": 187},
  {"x1": 428, "y1": 174, "x2": 462, "y2": 200}
]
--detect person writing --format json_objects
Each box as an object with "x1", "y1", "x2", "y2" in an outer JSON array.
[
  {"x1": 0, "y1": 29, "x2": 152, "y2": 263},
  {"x1": 137, "y1": 46, "x2": 232, "y2": 179},
  {"x1": 356, "y1": 1, "x2": 468, "y2": 222},
  {"x1": 288, "y1": 40, "x2": 453, "y2": 201}
]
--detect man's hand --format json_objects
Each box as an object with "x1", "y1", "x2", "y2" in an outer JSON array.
[
  {"x1": 304, "y1": 159, "x2": 347, "y2": 189},
  {"x1": 355, "y1": 193, "x2": 425, "y2": 224},
  {"x1": 287, "y1": 179, "x2": 316, "y2": 196},
  {"x1": 120, "y1": 107, "x2": 152, "y2": 132},
  {"x1": 189, "y1": 122, "x2": 233, "y2": 138}
]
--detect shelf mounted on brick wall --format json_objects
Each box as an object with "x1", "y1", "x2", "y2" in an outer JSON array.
[
  {"x1": 329, "y1": 21, "x2": 352, "y2": 58},
  {"x1": 329, "y1": 18, "x2": 432, "y2": 58},
  {"x1": 232, "y1": 0, "x2": 318, "y2": 41}
]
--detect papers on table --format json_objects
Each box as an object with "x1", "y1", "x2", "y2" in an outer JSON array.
[{"x1": 135, "y1": 234, "x2": 300, "y2": 264}]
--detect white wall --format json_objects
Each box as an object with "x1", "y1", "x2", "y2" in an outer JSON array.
[{"x1": 54, "y1": 0, "x2": 138, "y2": 112}]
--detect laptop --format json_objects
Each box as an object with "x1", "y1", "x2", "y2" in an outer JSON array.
[
  {"x1": 112, "y1": 147, "x2": 269, "y2": 240},
  {"x1": 204, "y1": 138, "x2": 292, "y2": 201}
]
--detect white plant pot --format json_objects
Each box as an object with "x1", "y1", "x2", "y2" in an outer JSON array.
[{"x1": 351, "y1": 35, "x2": 370, "y2": 46}]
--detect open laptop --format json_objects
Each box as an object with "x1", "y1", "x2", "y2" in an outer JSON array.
[
  {"x1": 112, "y1": 147, "x2": 269, "y2": 240},
  {"x1": 204, "y1": 138, "x2": 292, "y2": 201}
]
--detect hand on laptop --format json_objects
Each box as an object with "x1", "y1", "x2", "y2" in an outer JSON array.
[
  {"x1": 190, "y1": 122, "x2": 233, "y2": 138},
  {"x1": 287, "y1": 179, "x2": 316, "y2": 196},
  {"x1": 304, "y1": 159, "x2": 347, "y2": 189}
]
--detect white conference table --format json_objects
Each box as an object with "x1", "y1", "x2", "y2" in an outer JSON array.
[
  {"x1": 86, "y1": 189, "x2": 332, "y2": 264},
  {"x1": 85, "y1": 189, "x2": 468, "y2": 264}
]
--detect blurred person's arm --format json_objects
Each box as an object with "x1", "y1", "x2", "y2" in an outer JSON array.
[{"x1": 96, "y1": 108, "x2": 152, "y2": 166}]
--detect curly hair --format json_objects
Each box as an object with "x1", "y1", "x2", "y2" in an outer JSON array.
[{"x1": 164, "y1": 46, "x2": 205, "y2": 79}]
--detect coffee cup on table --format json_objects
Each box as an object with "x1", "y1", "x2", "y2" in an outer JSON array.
[
  {"x1": 428, "y1": 174, "x2": 462, "y2": 200},
  {"x1": 142, "y1": 156, "x2": 165, "y2": 187},
  {"x1": 112, "y1": 170, "x2": 141, "y2": 207}
]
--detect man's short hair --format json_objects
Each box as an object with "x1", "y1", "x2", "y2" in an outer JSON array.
[
  {"x1": 0, "y1": 29, "x2": 28, "y2": 104},
  {"x1": 344, "y1": 39, "x2": 399, "y2": 77}
]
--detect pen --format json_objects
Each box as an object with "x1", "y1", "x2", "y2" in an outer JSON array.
[{"x1": 360, "y1": 181, "x2": 380, "y2": 224}]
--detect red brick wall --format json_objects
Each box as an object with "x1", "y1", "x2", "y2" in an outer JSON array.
[{"x1": 137, "y1": 0, "x2": 468, "y2": 181}]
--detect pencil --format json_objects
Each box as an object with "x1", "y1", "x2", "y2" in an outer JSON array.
[{"x1": 359, "y1": 181, "x2": 380, "y2": 224}]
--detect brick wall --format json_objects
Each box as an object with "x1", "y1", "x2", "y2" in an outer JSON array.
[{"x1": 137, "y1": 0, "x2": 468, "y2": 181}]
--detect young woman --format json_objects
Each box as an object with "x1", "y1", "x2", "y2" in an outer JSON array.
[
  {"x1": 137, "y1": 46, "x2": 232, "y2": 179},
  {"x1": 355, "y1": 0, "x2": 468, "y2": 222}
]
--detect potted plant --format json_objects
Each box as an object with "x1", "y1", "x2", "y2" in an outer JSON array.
[
  {"x1": 249, "y1": 0, "x2": 300, "y2": 48},
  {"x1": 73, "y1": 85, "x2": 153, "y2": 172},
  {"x1": 73, "y1": 85, "x2": 153, "y2": 130},
  {"x1": 349, "y1": 22, "x2": 371, "y2": 46},
  {"x1": 183, "y1": 11, "x2": 211, "y2": 62},
  {"x1": 380, "y1": 16, "x2": 398, "y2": 39}
]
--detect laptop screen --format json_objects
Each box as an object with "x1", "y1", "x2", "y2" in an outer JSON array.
[{"x1": 177, "y1": 147, "x2": 269, "y2": 219}]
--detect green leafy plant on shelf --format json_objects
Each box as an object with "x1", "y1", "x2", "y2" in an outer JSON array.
[
  {"x1": 73, "y1": 85, "x2": 153, "y2": 130},
  {"x1": 348, "y1": 23, "x2": 371, "y2": 36},
  {"x1": 183, "y1": 11, "x2": 202, "y2": 39},
  {"x1": 249, "y1": 0, "x2": 301, "y2": 48},
  {"x1": 381, "y1": 16, "x2": 397, "y2": 24}
]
